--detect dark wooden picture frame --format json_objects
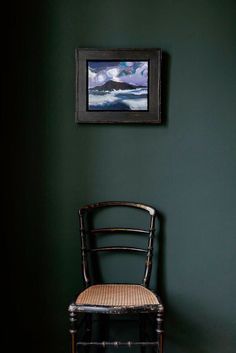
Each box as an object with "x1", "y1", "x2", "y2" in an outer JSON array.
[{"x1": 75, "y1": 48, "x2": 162, "y2": 124}]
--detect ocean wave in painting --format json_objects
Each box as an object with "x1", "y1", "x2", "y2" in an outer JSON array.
[{"x1": 88, "y1": 87, "x2": 148, "y2": 111}]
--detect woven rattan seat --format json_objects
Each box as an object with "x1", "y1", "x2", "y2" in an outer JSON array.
[{"x1": 76, "y1": 284, "x2": 159, "y2": 307}]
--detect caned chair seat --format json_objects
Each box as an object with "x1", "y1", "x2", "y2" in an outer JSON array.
[{"x1": 76, "y1": 284, "x2": 159, "y2": 307}]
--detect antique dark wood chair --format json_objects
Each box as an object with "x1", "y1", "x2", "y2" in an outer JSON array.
[{"x1": 68, "y1": 201, "x2": 164, "y2": 353}]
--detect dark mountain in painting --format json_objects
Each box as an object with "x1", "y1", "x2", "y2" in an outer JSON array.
[{"x1": 90, "y1": 80, "x2": 146, "y2": 91}]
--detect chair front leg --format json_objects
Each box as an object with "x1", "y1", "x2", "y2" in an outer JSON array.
[
  {"x1": 156, "y1": 306, "x2": 164, "y2": 353},
  {"x1": 69, "y1": 311, "x2": 78, "y2": 353}
]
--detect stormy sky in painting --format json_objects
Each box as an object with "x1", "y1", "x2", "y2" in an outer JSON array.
[{"x1": 88, "y1": 61, "x2": 148, "y2": 89}]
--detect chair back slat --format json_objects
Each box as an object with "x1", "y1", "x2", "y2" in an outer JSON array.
[
  {"x1": 90, "y1": 228, "x2": 149, "y2": 235},
  {"x1": 87, "y1": 246, "x2": 148, "y2": 253},
  {"x1": 79, "y1": 201, "x2": 158, "y2": 288}
]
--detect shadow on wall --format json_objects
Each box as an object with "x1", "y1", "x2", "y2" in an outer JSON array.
[
  {"x1": 3, "y1": 2, "x2": 61, "y2": 353},
  {"x1": 156, "y1": 214, "x2": 234, "y2": 353},
  {"x1": 155, "y1": 215, "x2": 205, "y2": 353},
  {"x1": 161, "y1": 51, "x2": 171, "y2": 127},
  {"x1": 166, "y1": 301, "x2": 234, "y2": 353}
]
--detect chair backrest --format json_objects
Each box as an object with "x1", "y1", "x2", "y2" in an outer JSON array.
[{"x1": 78, "y1": 201, "x2": 158, "y2": 288}]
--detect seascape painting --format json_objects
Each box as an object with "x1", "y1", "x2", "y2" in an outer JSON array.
[{"x1": 87, "y1": 61, "x2": 149, "y2": 111}]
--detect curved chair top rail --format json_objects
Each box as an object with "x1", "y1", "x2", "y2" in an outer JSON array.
[{"x1": 79, "y1": 201, "x2": 157, "y2": 216}]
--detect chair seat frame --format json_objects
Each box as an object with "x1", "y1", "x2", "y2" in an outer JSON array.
[{"x1": 68, "y1": 201, "x2": 164, "y2": 353}]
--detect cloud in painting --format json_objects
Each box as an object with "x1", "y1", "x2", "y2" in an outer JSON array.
[{"x1": 88, "y1": 61, "x2": 148, "y2": 88}]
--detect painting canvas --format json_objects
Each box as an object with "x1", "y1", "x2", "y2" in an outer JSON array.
[{"x1": 87, "y1": 61, "x2": 149, "y2": 111}]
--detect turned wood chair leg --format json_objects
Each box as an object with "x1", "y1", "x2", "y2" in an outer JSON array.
[
  {"x1": 69, "y1": 312, "x2": 78, "y2": 353},
  {"x1": 156, "y1": 309, "x2": 164, "y2": 353}
]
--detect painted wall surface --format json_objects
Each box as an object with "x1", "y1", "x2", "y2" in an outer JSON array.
[{"x1": 3, "y1": 1, "x2": 236, "y2": 353}]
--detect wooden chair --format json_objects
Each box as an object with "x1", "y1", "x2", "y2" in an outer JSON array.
[{"x1": 68, "y1": 201, "x2": 164, "y2": 353}]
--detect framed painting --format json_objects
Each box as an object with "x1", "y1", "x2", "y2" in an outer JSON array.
[{"x1": 75, "y1": 48, "x2": 162, "y2": 124}]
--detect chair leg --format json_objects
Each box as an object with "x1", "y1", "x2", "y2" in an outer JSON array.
[
  {"x1": 98, "y1": 314, "x2": 110, "y2": 353},
  {"x1": 69, "y1": 312, "x2": 78, "y2": 353},
  {"x1": 156, "y1": 309, "x2": 164, "y2": 353},
  {"x1": 85, "y1": 314, "x2": 92, "y2": 337},
  {"x1": 85, "y1": 314, "x2": 92, "y2": 353},
  {"x1": 139, "y1": 314, "x2": 146, "y2": 353}
]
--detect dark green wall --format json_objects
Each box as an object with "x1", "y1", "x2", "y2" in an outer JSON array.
[{"x1": 4, "y1": 1, "x2": 236, "y2": 353}]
